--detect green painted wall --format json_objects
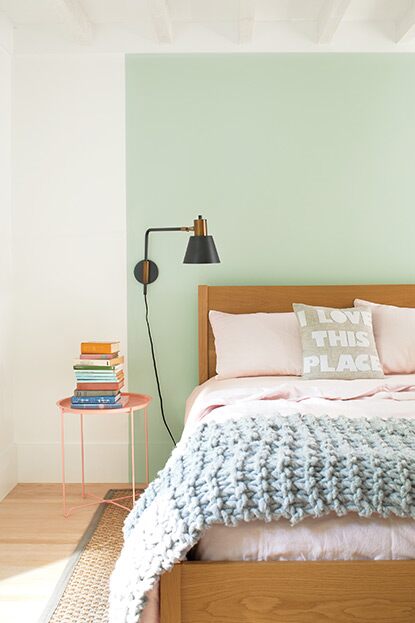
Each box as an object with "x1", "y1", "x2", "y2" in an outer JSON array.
[{"x1": 126, "y1": 54, "x2": 415, "y2": 479}]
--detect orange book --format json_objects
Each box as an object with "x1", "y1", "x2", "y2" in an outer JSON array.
[
  {"x1": 76, "y1": 381, "x2": 124, "y2": 391},
  {"x1": 81, "y1": 342, "x2": 120, "y2": 355}
]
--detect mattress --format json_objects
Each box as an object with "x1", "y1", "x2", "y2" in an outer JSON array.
[{"x1": 141, "y1": 374, "x2": 415, "y2": 623}]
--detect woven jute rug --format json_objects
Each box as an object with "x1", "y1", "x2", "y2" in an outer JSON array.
[{"x1": 39, "y1": 489, "x2": 136, "y2": 623}]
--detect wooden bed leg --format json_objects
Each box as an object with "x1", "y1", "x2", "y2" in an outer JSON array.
[{"x1": 160, "y1": 564, "x2": 181, "y2": 623}]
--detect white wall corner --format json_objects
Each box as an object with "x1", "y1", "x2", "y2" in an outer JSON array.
[
  {"x1": 0, "y1": 443, "x2": 17, "y2": 500},
  {"x1": 0, "y1": 11, "x2": 13, "y2": 55},
  {"x1": 0, "y1": 19, "x2": 15, "y2": 500}
]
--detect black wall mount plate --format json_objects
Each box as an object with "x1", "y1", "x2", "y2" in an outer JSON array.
[{"x1": 133, "y1": 260, "x2": 159, "y2": 285}]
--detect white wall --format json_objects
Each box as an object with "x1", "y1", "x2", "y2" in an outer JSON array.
[
  {"x1": 12, "y1": 53, "x2": 128, "y2": 482},
  {"x1": 0, "y1": 25, "x2": 16, "y2": 499}
]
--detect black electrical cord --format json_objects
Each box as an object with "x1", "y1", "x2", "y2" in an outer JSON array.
[{"x1": 143, "y1": 292, "x2": 177, "y2": 446}]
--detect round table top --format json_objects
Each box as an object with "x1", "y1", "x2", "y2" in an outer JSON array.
[{"x1": 57, "y1": 392, "x2": 152, "y2": 414}]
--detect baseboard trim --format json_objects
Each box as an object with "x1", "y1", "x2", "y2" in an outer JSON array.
[
  {"x1": 16, "y1": 441, "x2": 172, "y2": 483},
  {"x1": 0, "y1": 443, "x2": 17, "y2": 500}
]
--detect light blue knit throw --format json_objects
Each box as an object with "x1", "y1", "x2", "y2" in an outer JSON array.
[{"x1": 109, "y1": 413, "x2": 415, "y2": 623}]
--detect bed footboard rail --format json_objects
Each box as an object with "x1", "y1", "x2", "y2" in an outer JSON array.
[{"x1": 160, "y1": 560, "x2": 415, "y2": 623}]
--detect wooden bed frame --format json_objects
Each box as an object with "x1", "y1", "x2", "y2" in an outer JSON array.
[{"x1": 160, "y1": 284, "x2": 415, "y2": 623}]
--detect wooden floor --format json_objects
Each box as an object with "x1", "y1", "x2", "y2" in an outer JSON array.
[{"x1": 0, "y1": 483, "x2": 131, "y2": 623}]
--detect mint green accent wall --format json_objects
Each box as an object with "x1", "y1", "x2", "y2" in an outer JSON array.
[{"x1": 127, "y1": 54, "x2": 415, "y2": 479}]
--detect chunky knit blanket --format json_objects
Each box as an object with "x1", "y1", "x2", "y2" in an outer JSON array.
[{"x1": 109, "y1": 413, "x2": 415, "y2": 623}]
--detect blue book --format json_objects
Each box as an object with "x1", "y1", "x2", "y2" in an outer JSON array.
[
  {"x1": 74, "y1": 372, "x2": 121, "y2": 377},
  {"x1": 71, "y1": 394, "x2": 121, "y2": 405},
  {"x1": 70, "y1": 401, "x2": 123, "y2": 409}
]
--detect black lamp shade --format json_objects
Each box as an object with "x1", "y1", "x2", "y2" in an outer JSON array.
[{"x1": 183, "y1": 235, "x2": 220, "y2": 264}]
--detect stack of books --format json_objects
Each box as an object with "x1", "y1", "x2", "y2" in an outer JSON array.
[{"x1": 71, "y1": 342, "x2": 124, "y2": 409}]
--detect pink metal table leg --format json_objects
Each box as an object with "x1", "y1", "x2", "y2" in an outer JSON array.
[
  {"x1": 80, "y1": 412, "x2": 86, "y2": 498},
  {"x1": 144, "y1": 406, "x2": 149, "y2": 485},
  {"x1": 60, "y1": 409, "x2": 68, "y2": 518},
  {"x1": 130, "y1": 408, "x2": 136, "y2": 504}
]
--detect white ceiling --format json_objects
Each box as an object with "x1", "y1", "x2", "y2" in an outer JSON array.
[
  {"x1": 1, "y1": 0, "x2": 415, "y2": 54},
  {"x1": 0, "y1": 1, "x2": 412, "y2": 25}
]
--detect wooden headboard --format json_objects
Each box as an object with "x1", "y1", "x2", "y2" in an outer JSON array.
[{"x1": 198, "y1": 284, "x2": 415, "y2": 384}]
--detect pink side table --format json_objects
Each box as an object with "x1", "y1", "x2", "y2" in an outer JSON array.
[{"x1": 57, "y1": 392, "x2": 151, "y2": 518}]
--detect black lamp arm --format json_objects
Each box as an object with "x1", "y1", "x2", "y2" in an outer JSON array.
[
  {"x1": 138, "y1": 226, "x2": 193, "y2": 294},
  {"x1": 144, "y1": 226, "x2": 192, "y2": 261}
]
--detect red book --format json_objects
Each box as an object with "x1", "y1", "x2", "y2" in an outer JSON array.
[{"x1": 76, "y1": 381, "x2": 124, "y2": 391}]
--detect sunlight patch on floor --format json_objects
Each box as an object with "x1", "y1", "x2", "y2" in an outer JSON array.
[{"x1": 0, "y1": 558, "x2": 67, "y2": 623}]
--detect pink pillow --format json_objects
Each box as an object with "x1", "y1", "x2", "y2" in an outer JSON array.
[
  {"x1": 209, "y1": 310, "x2": 302, "y2": 379},
  {"x1": 354, "y1": 298, "x2": 415, "y2": 374}
]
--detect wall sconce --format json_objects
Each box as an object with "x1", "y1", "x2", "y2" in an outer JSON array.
[
  {"x1": 133, "y1": 215, "x2": 220, "y2": 293},
  {"x1": 133, "y1": 215, "x2": 220, "y2": 447}
]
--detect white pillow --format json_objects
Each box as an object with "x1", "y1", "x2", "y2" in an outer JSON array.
[
  {"x1": 354, "y1": 299, "x2": 415, "y2": 374},
  {"x1": 209, "y1": 310, "x2": 302, "y2": 379}
]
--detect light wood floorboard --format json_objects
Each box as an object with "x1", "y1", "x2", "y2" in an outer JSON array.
[{"x1": 0, "y1": 483, "x2": 133, "y2": 623}]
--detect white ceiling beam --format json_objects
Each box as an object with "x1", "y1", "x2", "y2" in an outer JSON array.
[
  {"x1": 317, "y1": 0, "x2": 350, "y2": 44},
  {"x1": 239, "y1": 0, "x2": 255, "y2": 45},
  {"x1": 148, "y1": 0, "x2": 173, "y2": 44},
  {"x1": 396, "y1": 1, "x2": 415, "y2": 42},
  {"x1": 61, "y1": 0, "x2": 93, "y2": 44}
]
